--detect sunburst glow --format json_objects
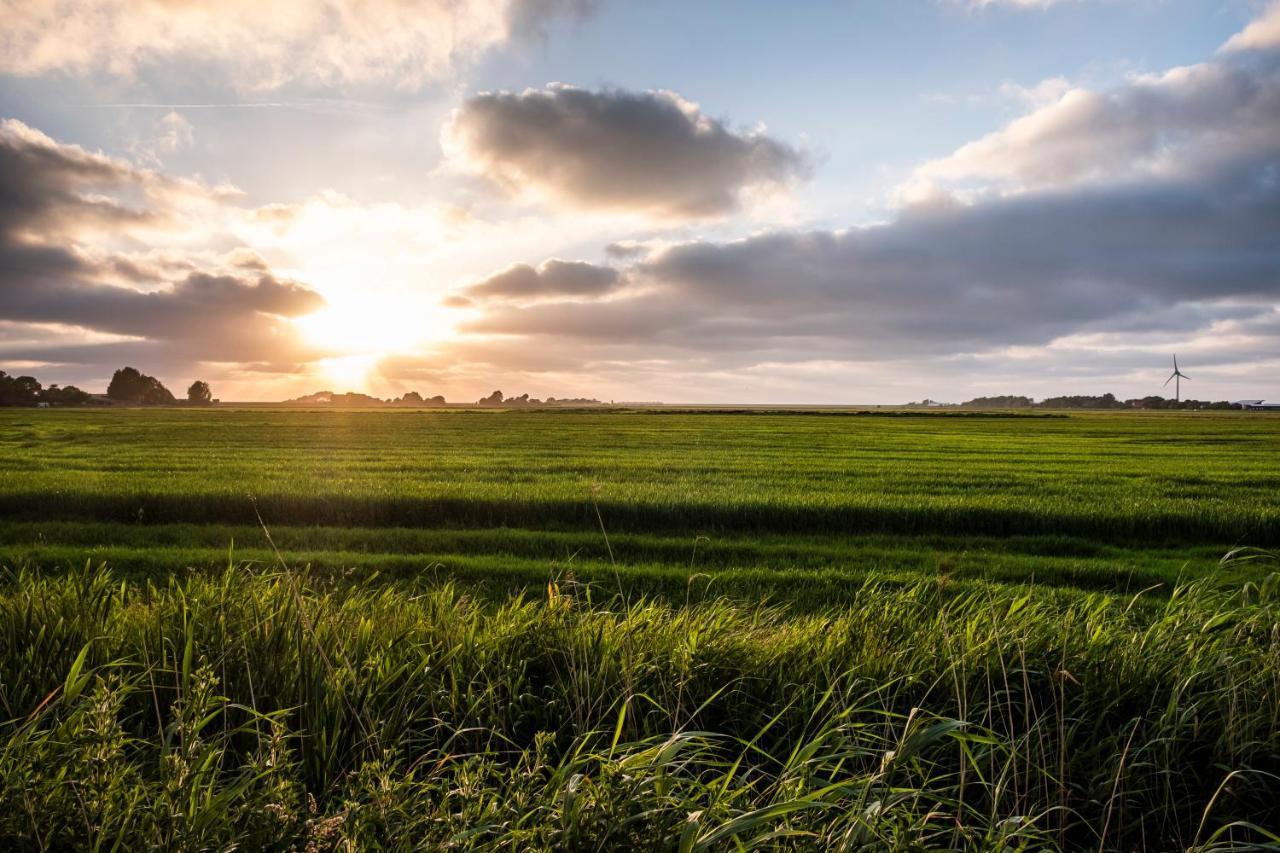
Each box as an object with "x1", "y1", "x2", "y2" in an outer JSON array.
[{"x1": 295, "y1": 298, "x2": 451, "y2": 356}]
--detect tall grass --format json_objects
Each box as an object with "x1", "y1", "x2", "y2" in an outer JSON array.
[{"x1": 1, "y1": 558, "x2": 1277, "y2": 850}]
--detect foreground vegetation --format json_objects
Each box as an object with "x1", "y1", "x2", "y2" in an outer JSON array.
[
  {"x1": 1, "y1": 560, "x2": 1277, "y2": 850},
  {"x1": 1, "y1": 408, "x2": 1278, "y2": 848}
]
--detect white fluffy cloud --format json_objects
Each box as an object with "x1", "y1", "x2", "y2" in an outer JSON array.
[
  {"x1": 902, "y1": 23, "x2": 1280, "y2": 201},
  {"x1": 1221, "y1": 1, "x2": 1280, "y2": 53}
]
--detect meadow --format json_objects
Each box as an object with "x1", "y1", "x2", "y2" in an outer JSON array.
[{"x1": 1, "y1": 407, "x2": 1278, "y2": 849}]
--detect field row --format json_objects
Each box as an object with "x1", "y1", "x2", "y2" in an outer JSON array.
[{"x1": 0, "y1": 520, "x2": 1246, "y2": 605}]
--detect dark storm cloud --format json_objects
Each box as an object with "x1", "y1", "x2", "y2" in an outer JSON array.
[
  {"x1": 445, "y1": 85, "x2": 809, "y2": 217},
  {"x1": 0, "y1": 118, "x2": 326, "y2": 376}
]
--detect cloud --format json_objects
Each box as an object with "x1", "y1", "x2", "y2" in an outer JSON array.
[
  {"x1": 902, "y1": 32, "x2": 1280, "y2": 200},
  {"x1": 0, "y1": 118, "x2": 326, "y2": 378},
  {"x1": 449, "y1": 9, "x2": 1280, "y2": 397},
  {"x1": 604, "y1": 241, "x2": 649, "y2": 260},
  {"x1": 455, "y1": 259, "x2": 622, "y2": 304},
  {"x1": 998, "y1": 76, "x2": 1072, "y2": 108},
  {"x1": 463, "y1": 176, "x2": 1279, "y2": 355},
  {"x1": 126, "y1": 111, "x2": 195, "y2": 167},
  {"x1": 443, "y1": 84, "x2": 809, "y2": 218},
  {"x1": 508, "y1": 0, "x2": 598, "y2": 37},
  {"x1": 1221, "y1": 2, "x2": 1280, "y2": 53},
  {"x1": 0, "y1": 0, "x2": 594, "y2": 90}
]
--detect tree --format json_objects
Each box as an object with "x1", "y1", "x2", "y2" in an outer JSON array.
[
  {"x1": 107, "y1": 367, "x2": 145, "y2": 401},
  {"x1": 961, "y1": 395, "x2": 1034, "y2": 408},
  {"x1": 478, "y1": 390, "x2": 504, "y2": 406},
  {"x1": 108, "y1": 367, "x2": 174, "y2": 404},
  {"x1": 0, "y1": 371, "x2": 43, "y2": 406},
  {"x1": 40, "y1": 384, "x2": 90, "y2": 405},
  {"x1": 187, "y1": 380, "x2": 213, "y2": 405},
  {"x1": 142, "y1": 383, "x2": 176, "y2": 405}
]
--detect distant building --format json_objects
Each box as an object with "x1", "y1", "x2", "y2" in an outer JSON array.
[{"x1": 1233, "y1": 400, "x2": 1280, "y2": 410}]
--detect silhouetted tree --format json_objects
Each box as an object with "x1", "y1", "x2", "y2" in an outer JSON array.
[
  {"x1": 108, "y1": 367, "x2": 175, "y2": 404},
  {"x1": 0, "y1": 371, "x2": 43, "y2": 406},
  {"x1": 40, "y1": 384, "x2": 90, "y2": 405},
  {"x1": 142, "y1": 384, "x2": 176, "y2": 404},
  {"x1": 107, "y1": 367, "x2": 144, "y2": 401},
  {"x1": 1124, "y1": 395, "x2": 1241, "y2": 410},
  {"x1": 961, "y1": 395, "x2": 1035, "y2": 408},
  {"x1": 478, "y1": 390, "x2": 504, "y2": 406},
  {"x1": 187, "y1": 380, "x2": 212, "y2": 405}
]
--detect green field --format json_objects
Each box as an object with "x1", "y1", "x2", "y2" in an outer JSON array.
[
  {"x1": 2, "y1": 408, "x2": 1278, "y2": 849},
  {"x1": 3, "y1": 408, "x2": 1279, "y2": 601}
]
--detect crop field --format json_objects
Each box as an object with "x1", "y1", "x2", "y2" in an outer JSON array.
[
  {"x1": 1, "y1": 407, "x2": 1279, "y2": 849},
  {"x1": 3, "y1": 408, "x2": 1279, "y2": 600}
]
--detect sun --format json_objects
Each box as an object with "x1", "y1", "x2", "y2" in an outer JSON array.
[
  {"x1": 293, "y1": 296, "x2": 457, "y2": 390},
  {"x1": 311, "y1": 353, "x2": 380, "y2": 390},
  {"x1": 295, "y1": 298, "x2": 442, "y2": 354}
]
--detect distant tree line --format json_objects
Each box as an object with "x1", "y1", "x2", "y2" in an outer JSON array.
[
  {"x1": 0, "y1": 370, "x2": 92, "y2": 406},
  {"x1": 956, "y1": 395, "x2": 1037, "y2": 408},
  {"x1": 959, "y1": 393, "x2": 1242, "y2": 410},
  {"x1": 285, "y1": 391, "x2": 448, "y2": 407},
  {"x1": 476, "y1": 390, "x2": 601, "y2": 407},
  {"x1": 0, "y1": 367, "x2": 213, "y2": 407},
  {"x1": 284, "y1": 389, "x2": 603, "y2": 407}
]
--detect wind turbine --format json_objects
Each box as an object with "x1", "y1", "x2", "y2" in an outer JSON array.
[{"x1": 1164, "y1": 354, "x2": 1189, "y2": 403}]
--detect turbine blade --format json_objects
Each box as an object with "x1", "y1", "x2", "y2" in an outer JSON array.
[
  {"x1": 1164, "y1": 373, "x2": 1174, "y2": 387},
  {"x1": 1174, "y1": 354, "x2": 1179, "y2": 371},
  {"x1": 1181, "y1": 373, "x2": 1190, "y2": 380}
]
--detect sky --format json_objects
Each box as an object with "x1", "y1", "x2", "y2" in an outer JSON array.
[{"x1": 0, "y1": 0, "x2": 1277, "y2": 404}]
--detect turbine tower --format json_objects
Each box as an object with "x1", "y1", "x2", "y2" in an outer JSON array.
[{"x1": 1163, "y1": 354, "x2": 1190, "y2": 403}]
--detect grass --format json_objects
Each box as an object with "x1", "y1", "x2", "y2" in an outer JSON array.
[
  {"x1": 1, "y1": 407, "x2": 1278, "y2": 848},
  {"x1": 2, "y1": 409, "x2": 1278, "y2": 543},
  {"x1": 1, "y1": 559, "x2": 1277, "y2": 849},
  {"x1": 0, "y1": 522, "x2": 1258, "y2": 608}
]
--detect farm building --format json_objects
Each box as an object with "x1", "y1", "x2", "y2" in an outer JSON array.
[{"x1": 1233, "y1": 400, "x2": 1280, "y2": 410}]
